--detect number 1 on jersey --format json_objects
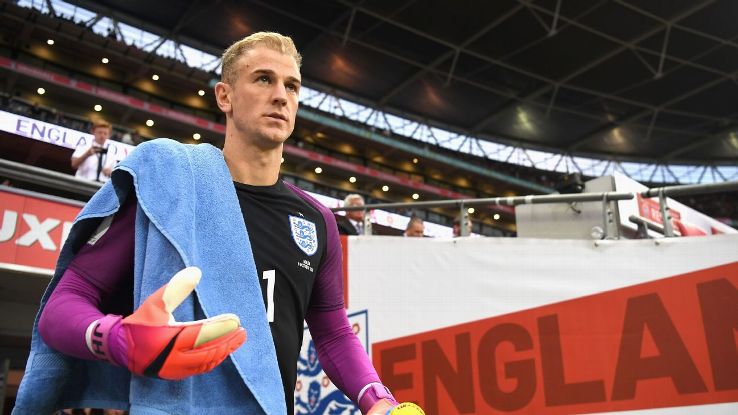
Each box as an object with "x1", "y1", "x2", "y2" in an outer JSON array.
[{"x1": 263, "y1": 269, "x2": 276, "y2": 322}]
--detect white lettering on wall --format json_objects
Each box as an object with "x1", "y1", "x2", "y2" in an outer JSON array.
[
  {"x1": 1, "y1": 209, "x2": 73, "y2": 252},
  {"x1": 16, "y1": 214, "x2": 61, "y2": 250}
]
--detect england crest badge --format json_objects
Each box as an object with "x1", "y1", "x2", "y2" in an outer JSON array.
[{"x1": 290, "y1": 215, "x2": 318, "y2": 256}]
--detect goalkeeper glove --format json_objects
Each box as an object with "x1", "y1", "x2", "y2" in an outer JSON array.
[{"x1": 85, "y1": 267, "x2": 246, "y2": 380}]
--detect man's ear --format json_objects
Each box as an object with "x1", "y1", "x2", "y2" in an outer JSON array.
[{"x1": 214, "y1": 82, "x2": 232, "y2": 113}]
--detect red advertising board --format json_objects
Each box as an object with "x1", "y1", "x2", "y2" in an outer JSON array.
[
  {"x1": 0, "y1": 189, "x2": 81, "y2": 270},
  {"x1": 374, "y1": 262, "x2": 738, "y2": 414}
]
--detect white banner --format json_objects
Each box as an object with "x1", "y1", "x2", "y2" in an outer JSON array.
[
  {"x1": 299, "y1": 234, "x2": 738, "y2": 414},
  {"x1": 0, "y1": 110, "x2": 134, "y2": 161}
]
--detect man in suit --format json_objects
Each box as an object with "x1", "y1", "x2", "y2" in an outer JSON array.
[{"x1": 336, "y1": 194, "x2": 369, "y2": 235}]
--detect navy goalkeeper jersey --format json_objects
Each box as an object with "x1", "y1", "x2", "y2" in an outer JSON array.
[{"x1": 234, "y1": 179, "x2": 344, "y2": 413}]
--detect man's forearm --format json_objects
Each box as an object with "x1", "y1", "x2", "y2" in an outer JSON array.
[
  {"x1": 306, "y1": 307, "x2": 396, "y2": 413},
  {"x1": 71, "y1": 148, "x2": 93, "y2": 169},
  {"x1": 38, "y1": 268, "x2": 108, "y2": 360}
]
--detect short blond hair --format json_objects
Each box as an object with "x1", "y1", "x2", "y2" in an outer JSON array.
[
  {"x1": 91, "y1": 119, "x2": 112, "y2": 130},
  {"x1": 221, "y1": 32, "x2": 302, "y2": 85}
]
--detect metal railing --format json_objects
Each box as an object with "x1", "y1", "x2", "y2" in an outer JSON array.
[
  {"x1": 3, "y1": 157, "x2": 737, "y2": 239},
  {"x1": 333, "y1": 180, "x2": 738, "y2": 238},
  {"x1": 640, "y1": 181, "x2": 738, "y2": 237},
  {"x1": 332, "y1": 192, "x2": 634, "y2": 238}
]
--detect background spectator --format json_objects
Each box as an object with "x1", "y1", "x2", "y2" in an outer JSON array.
[
  {"x1": 404, "y1": 215, "x2": 425, "y2": 237},
  {"x1": 452, "y1": 218, "x2": 472, "y2": 237},
  {"x1": 70, "y1": 119, "x2": 117, "y2": 182},
  {"x1": 336, "y1": 194, "x2": 369, "y2": 235}
]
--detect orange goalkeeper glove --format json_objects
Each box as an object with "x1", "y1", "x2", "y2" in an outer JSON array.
[{"x1": 86, "y1": 267, "x2": 246, "y2": 380}]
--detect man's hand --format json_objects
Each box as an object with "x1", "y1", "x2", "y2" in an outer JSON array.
[
  {"x1": 367, "y1": 400, "x2": 425, "y2": 415},
  {"x1": 87, "y1": 267, "x2": 246, "y2": 380}
]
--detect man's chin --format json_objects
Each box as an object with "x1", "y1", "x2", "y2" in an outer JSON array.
[
  {"x1": 264, "y1": 127, "x2": 293, "y2": 142},
  {"x1": 255, "y1": 132, "x2": 290, "y2": 148}
]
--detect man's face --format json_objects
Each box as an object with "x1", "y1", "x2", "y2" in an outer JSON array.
[
  {"x1": 92, "y1": 126, "x2": 111, "y2": 144},
  {"x1": 346, "y1": 201, "x2": 364, "y2": 221},
  {"x1": 218, "y1": 46, "x2": 301, "y2": 148},
  {"x1": 452, "y1": 224, "x2": 460, "y2": 237},
  {"x1": 452, "y1": 221, "x2": 472, "y2": 236},
  {"x1": 405, "y1": 222, "x2": 425, "y2": 237}
]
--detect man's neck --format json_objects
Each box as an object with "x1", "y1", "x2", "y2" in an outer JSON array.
[{"x1": 223, "y1": 136, "x2": 282, "y2": 185}]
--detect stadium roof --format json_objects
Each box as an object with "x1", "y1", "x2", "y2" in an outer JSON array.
[{"x1": 60, "y1": 0, "x2": 738, "y2": 167}]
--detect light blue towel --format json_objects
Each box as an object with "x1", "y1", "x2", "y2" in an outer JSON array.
[{"x1": 13, "y1": 138, "x2": 285, "y2": 415}]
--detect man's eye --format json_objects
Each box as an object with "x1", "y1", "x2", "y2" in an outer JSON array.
[
  {"x1": 286, "y1": 84, "x2": 299, "y2": 93},
  {"x1": 257, "y1": 75, "x2": 270, "y2": 83}
]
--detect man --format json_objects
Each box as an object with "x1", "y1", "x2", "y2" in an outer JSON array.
[
  {"x1": 452, "y1": 218, "x2": 473, "y2": 237},
  {"x1": 336, "y1": 193, "x2": 368, "y2": 235},
  {"x1": 14, "y1": 33, "x2": 422, "y2": 415},
  {"x1": 70, "y1": 120, "x2": 117, "y2": 182},
  {"x1": 404, "y1": 216, "x2": 425, "y2": 237}
]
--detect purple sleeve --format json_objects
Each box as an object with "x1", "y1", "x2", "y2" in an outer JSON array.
[
  {"x1": 38, "y1": 196, "x2": 135, "y2": 363},
  {"x1": 38, "y1": 268, "x2": 106, "y2": 360},
  {"x1": 66, "y1": 195, "x2": 137, "y2": 297},
  {"x1": 309, "y1": 208, "x2": 345, "y2": 310},
  {"x1": 305, "y1": 307, "x2": 395, "y2": 413}
]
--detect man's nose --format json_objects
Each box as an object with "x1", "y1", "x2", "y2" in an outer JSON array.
[{"x1": 271, "y1": 84, "x2": 288, "y2": 106}]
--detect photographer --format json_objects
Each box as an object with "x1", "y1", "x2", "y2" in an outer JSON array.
[{"x1": 71, "y1": 119, "x2": 116, "y2": 182}]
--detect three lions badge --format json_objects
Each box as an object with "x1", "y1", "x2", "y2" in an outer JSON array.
[{"x1": 290, "y1": 215, "x2": 318, "y2": 256}]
